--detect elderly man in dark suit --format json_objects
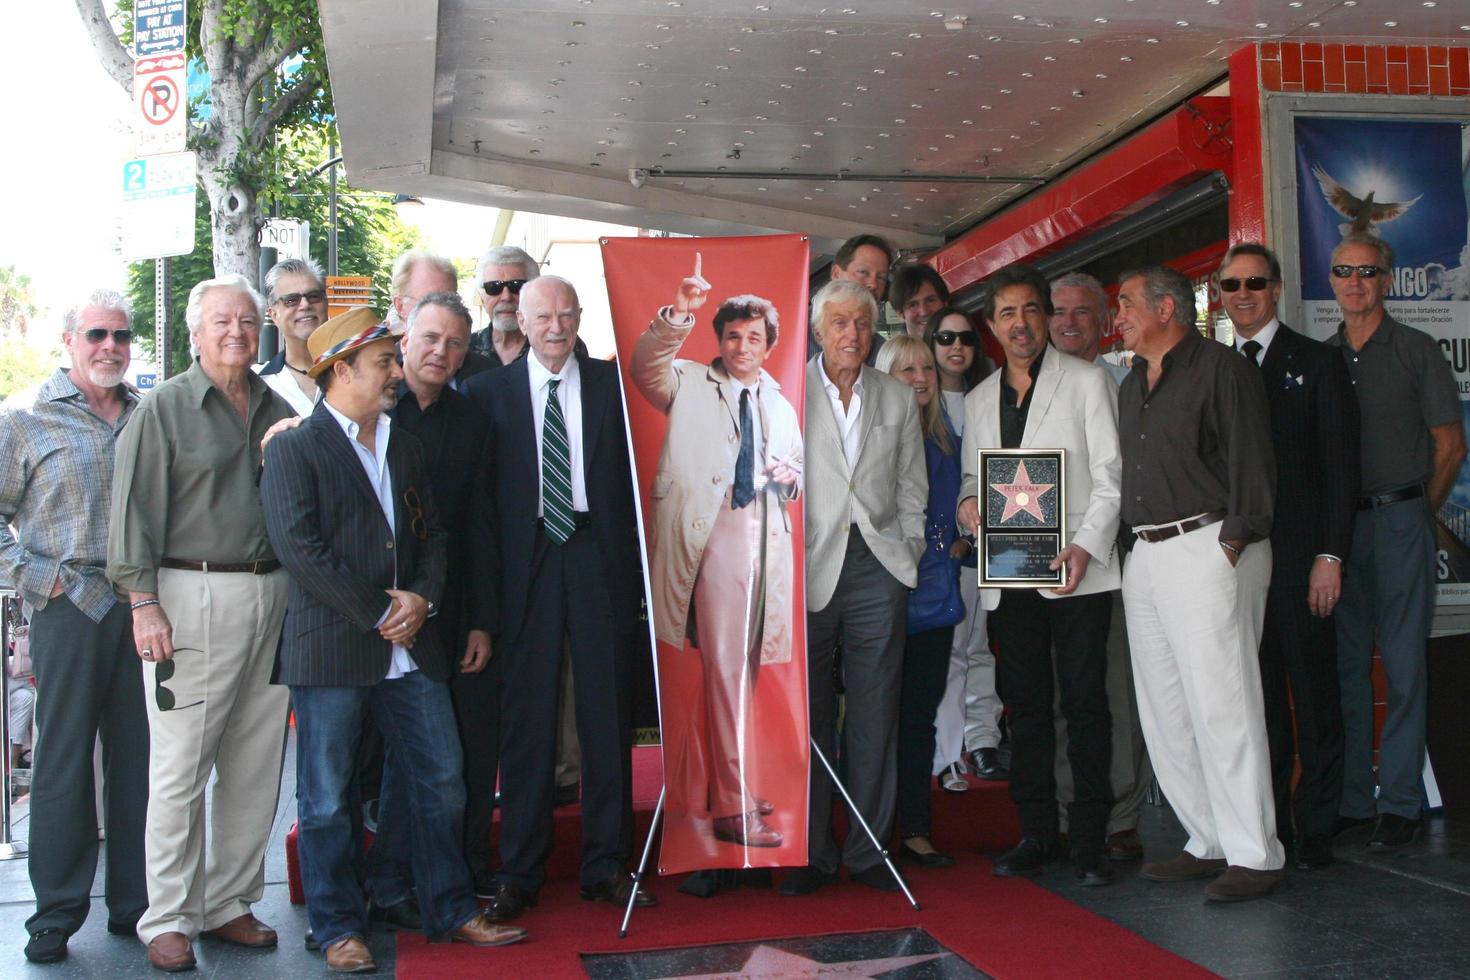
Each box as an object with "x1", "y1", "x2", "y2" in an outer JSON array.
[
  {"x1": 260, "y1": 309, "x2": 525, "y2": 973},
  {"x1": 1218, "y1": 243, "x2": 1360, "y2": 870},
  {"x1": 463, "y1": 275, "x2": 653, "y2": 922}
]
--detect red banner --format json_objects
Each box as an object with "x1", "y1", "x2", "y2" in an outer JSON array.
[{"x1": 602, "y1": 234, "x2": 811, "y2": 874}]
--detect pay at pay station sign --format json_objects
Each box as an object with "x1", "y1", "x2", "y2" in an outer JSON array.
[{"x1": 121, "y1": 152, "x2": 197, "y2": 261}]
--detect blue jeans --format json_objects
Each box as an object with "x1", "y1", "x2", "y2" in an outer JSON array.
[{"x1": 292, "y1": 670, "x2": 479, "y2": 947}]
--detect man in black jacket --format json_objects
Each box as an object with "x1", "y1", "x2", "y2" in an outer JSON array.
[
  {"x1": 261, "y1": 309, "x2": 524, "y2": 973},
  {"x1": 1218, "y1": 243, "x2": 1360, "y2": 870}
]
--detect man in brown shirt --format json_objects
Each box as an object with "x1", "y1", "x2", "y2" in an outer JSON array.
[
  {"x1": 108, "y1": 274, "x2": 295, "y2": 972},
  {"x1": 1114, "y1": 265, "x2": 1284, "y2": 902}
]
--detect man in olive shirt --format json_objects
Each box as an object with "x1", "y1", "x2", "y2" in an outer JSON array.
[
  {"x1": 1113, "y1": 266, "x2": 1284, "y2": 902},
  {"x1": 107, "y1": 274, "x2": 296, "y2": 972},
  {"x1": 1325, "y1": 232, "x2": 1465, "y2": 850}
]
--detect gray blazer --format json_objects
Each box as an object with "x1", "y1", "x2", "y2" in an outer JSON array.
[
  {"x1": 260, "y1": 401, "x2": 448, "y2": 687},
  {"x1": 803, "y1": 356, "x2": 928, "y2": 612}
]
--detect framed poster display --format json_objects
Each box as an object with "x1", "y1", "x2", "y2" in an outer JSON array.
[{"x1": 979, "y1": 448, "x2": 1066, "y2": 588}]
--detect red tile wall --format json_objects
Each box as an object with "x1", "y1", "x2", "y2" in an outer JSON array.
[{"x1": 1258, "y1": 41, "x2": 1470, "y2": 97}]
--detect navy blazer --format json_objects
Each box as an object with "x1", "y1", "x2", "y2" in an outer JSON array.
[
  {"x1": 261, "y1": 400, "x2": 449, "y2": 686},
  {"x1": 1258, "y1": 324, "x2": 1360, "y2": 574},
  {"x1": 462, "y1": 352, "x2": 643, "y2": 644}
]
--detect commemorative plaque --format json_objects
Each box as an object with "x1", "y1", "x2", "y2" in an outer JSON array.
[{"x1": 978, "y1": 448, "x2": 1066, "y2": 588}]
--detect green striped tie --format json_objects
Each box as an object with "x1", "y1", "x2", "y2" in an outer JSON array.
[{"x1": 542, "y1": 378, "x2": 576, "y2": 544}]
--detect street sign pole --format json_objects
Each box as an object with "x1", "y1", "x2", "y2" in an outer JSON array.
[{"x1": 155, "y1": 257, "x2": 171, "y2": 380}]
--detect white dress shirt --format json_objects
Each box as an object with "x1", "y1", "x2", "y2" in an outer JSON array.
[
  {"x1": 527, "y1": 352, "x2": 589, "y2": 514},
  {"x1": 262, "y1": 366, "x2": 319, "y2": 418},
  {"x1": 323, "y1": 400, "x2": 418, "y2": 679},
  {"x1": 1236, "y1": 317, "x2": 1280, "y2": 363},
  {"x1": 819, "y1": 358, "x2": 865, "y2": 471}
]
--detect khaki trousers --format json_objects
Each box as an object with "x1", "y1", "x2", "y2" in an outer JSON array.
[{"x1": 136, "y1": 567, "x2": 291, "y2": 943}]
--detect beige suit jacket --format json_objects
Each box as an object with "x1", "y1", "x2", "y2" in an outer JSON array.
[
  {"x1": 803, "y1": 355, "x2": 928, "y2": 612},
  {"x1": 958, "y1": 347, "x2": 1122, "y2": 611},
  {"x1": 632, "y1": 309, "x2": 802, "y2": 662}
]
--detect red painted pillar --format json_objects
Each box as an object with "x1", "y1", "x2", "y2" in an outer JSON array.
[{"x1": 1227, "y1": 44, "x2": 1267, "y2": 246}]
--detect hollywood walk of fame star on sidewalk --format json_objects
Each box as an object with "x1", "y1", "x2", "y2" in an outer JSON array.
[{"x1": 650, "y1": 943, "x2": 951, "y2": 979}]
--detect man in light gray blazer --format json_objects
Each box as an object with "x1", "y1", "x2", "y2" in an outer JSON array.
[
  {"x1": 780, "y1": 279, "x2": 928, "y2": 896},
  {"x1": 956, "y1": 263, "x2": 1122, "y2": 886}
]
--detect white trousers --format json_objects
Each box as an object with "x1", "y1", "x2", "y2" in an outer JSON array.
[
  {"x1": 933, "y1": 565, "x2": 1001, "y2": 772},
  {"x1": 1122, "y1": 529, "x2": 1283, "y2": 871},
  {"x1": 137, "y1": 567, "x2": 291, "y2": 942}
]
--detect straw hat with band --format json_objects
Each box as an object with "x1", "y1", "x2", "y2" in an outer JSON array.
[{"x1": 306, "y1": 307, "x2": 395, "y2": 378}]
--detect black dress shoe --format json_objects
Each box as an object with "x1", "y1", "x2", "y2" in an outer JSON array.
[
  {"x1": 968, "y1": 747, "x2": 1009, "y2": 781},
  {"x1": 992, "y1": 837, "x2": 1054, "y2": 878},
  {"x1": 1073, "y1": 853, "x2": 1114, "y2": 887},
  {"x1": 25, "y1": 928, "x2": 68, "y2": 964},
  {"x1": 1295, "y1": 836, "x2": 1334, "y2": 870},
  {"x1": 1333, "y1": 814, "x2": 1375, "y2": 838},
  {"x1": 368, "y1": 897, "x2": 423, "y2": 931},
  {"x1": 580, "y1": 871, "x2": 657, "y2": 907},
  {"x1": 778, "y1": 866, "x2": 839, "y2": 896},
  {"x1": 553, "y1": 782, "x2": 580, "y2": 808},
  {"x1": 1368, "y1": 813, "x2": 1420, "y2": 850},
  {"x1": 897, "y1": 838, "x2": 955, "y2": 868},
  {"x1": 849, "y1": 863, "x2": 901, "y2": 891},
  {"x1": 485, "y1": 883, "x2": 539, "y2": 922}
]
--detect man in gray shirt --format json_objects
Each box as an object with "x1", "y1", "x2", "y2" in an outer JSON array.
[
  {"x1": 1, "y1": 290, "x2": 148, "y2": 965},
  {"x1": 1325, "y1": 232, "x2": 1465, "y2": 850}
]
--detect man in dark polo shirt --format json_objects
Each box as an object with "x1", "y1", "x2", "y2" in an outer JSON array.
[
  {"x1": 1113, "y1": 265, "x2": 1284, "y2": 902},
  {"x1": 1325, "y1": 232, "x2": 1465, "y2": 850}
]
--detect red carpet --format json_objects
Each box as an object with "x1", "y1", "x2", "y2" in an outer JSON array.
[{"x1": 395, "y1": 748, "x2": 1213, "y2": 979}]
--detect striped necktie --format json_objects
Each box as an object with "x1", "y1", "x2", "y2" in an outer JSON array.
[{"x1": 542, "y1": 378, "x2": 576, "y2": 544}]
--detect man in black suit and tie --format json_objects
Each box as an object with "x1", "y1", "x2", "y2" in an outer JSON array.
[
  {"x1": 260, "y1": 309, "x2": 525, "y2": 973},
  {"x1": 463, "y1": 276, "x2": 655, "y2": 921},
  {"x1": 1218, "y1": 243, "x2": 1360, "y2": 870}
]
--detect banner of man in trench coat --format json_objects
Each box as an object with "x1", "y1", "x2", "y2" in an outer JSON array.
[{"x1": 602, "y1": 234, "x2": 810, "y2": 874}]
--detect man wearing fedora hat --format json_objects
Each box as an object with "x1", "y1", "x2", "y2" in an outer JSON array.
[{"x1": 260, "y1": 308, "x2": 527, "y2": 972}]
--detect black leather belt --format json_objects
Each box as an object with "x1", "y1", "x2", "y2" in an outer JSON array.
[
  {"x1": 1357, "y1": 485, "x2": 1424, "y2": 511},
  {"x1": 537, "y1": 512, "x2": 593, "y2": 530},
  {"x1": 160, "y1": 558, "x2": 281, "y2": 574},
  {"x1": 1133, "y1": 511, "x2": 1226, "y2": 544}
]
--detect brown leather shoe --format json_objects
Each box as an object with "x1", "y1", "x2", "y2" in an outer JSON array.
[
  {"x1": 146, "y1": 932, "x2": 197, "y2": 973},
  {"x1": 712, "y1": 813, "x2": 784, "y2": 847},
  {"x1": 325, "y1": 936, "x2": 376, "y2": 973},
  {"x1": 1107, "y1": 829, "x2": 1144, "y2": 862},
  {"x1": 1140, "y1": 850, "x2": 1229, "y2": 882},
  {"x1": 1204, "y1": 865, "x2": 1285, "y2": 902},
  {"x1": 446, "y1": 912, "x2": 527, "y2": 947},
  {"x1": 201, "y1": 913, "x2": 278, "y2": 948}
]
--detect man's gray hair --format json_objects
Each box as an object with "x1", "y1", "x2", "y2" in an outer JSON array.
[
  {"x1": 61, "y1": 289, "x2": 133, "y2": 334},
  {"x1": 811, "y1": 279, "x2": 879, "y2": 340},
  {"x1": 263, "y1": 257, "x2": 325, "y2": 304},
  {"x1": 391, "y1": 249, "x2": 458, "y2": 299},
  {"x1": 184, "y1": 274, "x2": 264, "y2": 333},
  {"x1": 1118, "y1": 266, "x2": 1195, "y2": 329},
  {"x1": 1331, "y1": 231, "x2": 1395, "y2": 272},
  {"x1": 1050, "y1": 271, "x2": 1109, "y2": 316},
  {"x1": 479, "y1": 244, "x2": 540, "y2": 280},
  {"x1": 408, "y1": 291, "x2": 473, "y2": 333}
]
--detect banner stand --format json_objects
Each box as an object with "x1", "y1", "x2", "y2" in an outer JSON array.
[{"x1": 617, "y1": 741, "x2": 920, "y2": 937}]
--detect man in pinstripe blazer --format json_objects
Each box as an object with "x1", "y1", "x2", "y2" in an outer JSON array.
[{"x1": 261, "y1": 310, "x2": 525, "y2": 972}]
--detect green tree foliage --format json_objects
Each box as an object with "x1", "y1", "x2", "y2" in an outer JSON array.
[
  {"x1": 127, "y1": 123, "x2": 422, "y2": 376},
  {"x1": 0, "y1": 265, "x2": 39, "y2": 337}
]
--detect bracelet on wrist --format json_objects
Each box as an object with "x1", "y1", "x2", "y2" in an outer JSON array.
[{"x1": 130, "y1": 598, "x2": 161, "y2": 610}]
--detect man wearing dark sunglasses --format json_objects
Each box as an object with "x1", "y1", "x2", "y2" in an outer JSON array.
[
  {"x1": 1325, "y1": 232, "x2": 1465, "y2": 851},
  {"x1": 261, "y1": 308, "x2": 526, "y2": 971},
  {"x1": 259, "y1": 257, "x2": 329, "y2": 416},
  {"x1": 1218, "y1": 243, "x2": 1359, "y2": 871},
  {"x1": 473, "y1": 245, "x2": 540, "y2": 366},
  {"x1": 2, "y1": 290, "x2": 149, "y2": 966}
]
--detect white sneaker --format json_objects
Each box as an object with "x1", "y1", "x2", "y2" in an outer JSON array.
[{"x1": 940, "y1": 761, "x2": 969, "y2": 793}]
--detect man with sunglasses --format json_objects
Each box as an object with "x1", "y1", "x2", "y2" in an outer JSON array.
[
  {"x1": 472, "y1": 245, "x2": 539, "y2": 366},
  {"x1": 1324, "y1": 232, "x2": 1465, "y2": 850},
  {"x1": 1218, "y1": 243, "x2": 1359, "y2": 870},
  {"x1": 261, "y1": 308, "x2": 526, "y2": 972},
  {"x1": 259, "y1": 257, "x2": 329, "y2": 416},
  {"x1": 2, "y1": 291, "x2": 149, "y2": 965}
]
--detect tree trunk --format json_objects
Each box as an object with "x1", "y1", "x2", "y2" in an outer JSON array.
[{"x1": 203, "y1": 172, "x2": 260, "y2": 280}]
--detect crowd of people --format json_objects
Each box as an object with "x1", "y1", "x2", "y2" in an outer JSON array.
[{"x1": 0, "y1": 224, "x2": 1459, "y2": 971}]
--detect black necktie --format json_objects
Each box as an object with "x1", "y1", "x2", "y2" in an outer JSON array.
[
  {"x1": 1241, "y1": 339, "x2": 1262, "y2": 366},
  {"x1": 732, "y1": 389, "x2": 755, "y2": 509}
]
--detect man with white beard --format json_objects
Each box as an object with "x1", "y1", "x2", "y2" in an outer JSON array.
[{"x1": 471, "y1": 245, "x2": 540, "y2": 366}]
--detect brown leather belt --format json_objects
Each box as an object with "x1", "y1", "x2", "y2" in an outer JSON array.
[
  {"x1": 160, "y1": 558, "x2": 281, "y2": 575},
  {"x1": 1133, "y1": 511, "x2": 1226, "y2": 544}
]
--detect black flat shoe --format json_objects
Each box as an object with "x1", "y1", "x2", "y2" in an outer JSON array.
[
  {"x1": 778, "y1": 866, "x2": 839, "y2": 896},
  {"x1": 25, "y1": 928, "x2": 68, "y2": 964},
  {"x1": 897, "y1": 839, "x2": 955, "y2": 868},
  {"x1": 1367, "y1": 813, "x2": 1420, "y2": 850},
  {"x1": 1073, "y1": 853, "x2": 1114, "y2": 887}
]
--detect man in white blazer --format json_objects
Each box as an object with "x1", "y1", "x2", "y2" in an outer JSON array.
[
  {"x1": 780, "y1": 279, "x2": 927, "y2": 896},
  {"x1": 956, "y1": 264, "x2": 1122, "y2": 885}
]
